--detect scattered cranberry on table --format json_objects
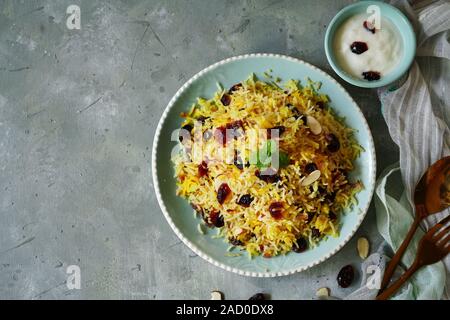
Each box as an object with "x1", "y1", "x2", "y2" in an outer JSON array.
[{"x1": 337, "y1": 264, "x2": 355, "y2": 288}]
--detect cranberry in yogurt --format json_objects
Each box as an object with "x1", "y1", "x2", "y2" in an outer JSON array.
[{"x1": 333, "y1": 14, "x2": 402, "y2": 81}]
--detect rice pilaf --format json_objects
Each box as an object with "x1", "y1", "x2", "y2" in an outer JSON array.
[{"x1": 172, "y1": 75, "x2": 363, "y2": 258}]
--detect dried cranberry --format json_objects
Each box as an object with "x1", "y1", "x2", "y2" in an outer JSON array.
[
  {"x1": 362, "y1": 71, "x2": 381, "y2": 81},
  {"x1": 237, "y1": 194, "x2": 254, "y2": 207},
  {"x1": 350, "y1": 41, "x2": 368, "y2": 54},
  {"x1": 214, "y1": 213, "x2": 224, "y2": 228},
  {"x1": 304, "y1": 163, "x2": 318, "y2": 174},
  {"x1": 267, "y1": 125, "x2": 286, "y2": 139},
  {"x1": 311, "y1": 227, "x2": 321, "y2": 238},
  {"x1": 337, "y1": 265, "x2": 355, "y2": 288},
  {"x1": 249, "y1": 293, "x2": 266, "y2": 300},
  {"x1": 316, "y1": 101, "x2": 325, "y2": 109},
  {"x1": 306, "y1": 212, "x2": 316, "y2": 223},
  {"x1": 363, "y1": 20, "x2": 376, "y2": 34},
  {"x1": 214, "y1": 126, "x2": 227, "y2": 146},
  {"x1": 325, "y1": 133, "x2": 340, "y2": 152},
  {"x1": 329, "y1": 212, "x2": 337, "y2": 221},
  {"x1": 269, "y1": 202, "x2": 284, "y2": 219},
  {"x1": 325, "y1": 192, "x2": 336, "y2": 202},
  {"x1": 255, "y1": 168, "x2": 281, "y2": 183},
  {"x1": 229, "y1": 237, "x2": 243, "y2": 246},
  {"x1": 198, "y1": 161, "x2": 208, "y2": 177},
  {"x1": 217, "y1": 183, "x2": 231, "y2": 204},
  {"x1": 339, "y1": 169, "x2": 348, "y2": 178},
  {"x1": 229, "y1": 83, "x2": 243, "y2": 93},
  {"x1": 179, "y1": 124, "x2": 193, "y2": 143},
  {"x1": 292, "y1": 237, "x2": 308, "y2": 253},
  {"x1": 221, "y1": 93, "x2": 231, "y2": 106},
  {"x1": 207, "y1": 210, "x2": 224, "y2": 228}
]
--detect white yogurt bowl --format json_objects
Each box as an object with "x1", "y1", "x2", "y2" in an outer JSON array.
[{"x1": 325, "y1": 1, "x2": 416, "y2": 88}]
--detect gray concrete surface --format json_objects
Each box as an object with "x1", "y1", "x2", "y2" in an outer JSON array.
[{"x1": 0, "y1": 0, "x2": 399, "y2": 299}]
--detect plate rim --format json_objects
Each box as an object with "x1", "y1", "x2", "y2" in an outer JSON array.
[{"x1": 152, "y1": 53, "x2": 377, "y2": 277}]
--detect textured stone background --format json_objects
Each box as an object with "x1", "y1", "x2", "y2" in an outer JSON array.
[{"x1": 0, "y1": 0, "x2": 399, "y2": 299}]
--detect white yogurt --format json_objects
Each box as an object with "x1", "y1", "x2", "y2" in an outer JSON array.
[{"x1": 333, "y1": 13, "x2": 402, "y2": 80}]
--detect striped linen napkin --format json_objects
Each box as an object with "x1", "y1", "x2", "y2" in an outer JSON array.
[{"x1": 345, "y1": 0, "x2": 450, "y2": 300}]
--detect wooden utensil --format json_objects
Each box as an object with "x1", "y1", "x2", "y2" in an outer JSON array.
[
  {"x1": 377, "y1": 215, "x2": 450, "y2": 300},
  {"x1": 379, "y1": 156, "x2": 450, "y2": 293}
]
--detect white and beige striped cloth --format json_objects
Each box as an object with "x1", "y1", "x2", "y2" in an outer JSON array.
[
  {"x1": 382, "y1": 0, "x2": 450, "y2": 205},
  {"x1": 345, "y1": 0, "x2": 450, "y2": 300}
]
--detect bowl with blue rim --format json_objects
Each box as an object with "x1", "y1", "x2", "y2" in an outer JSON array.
[{"x1": 324, "y1": 1, "x2": 416, "y2": 88}]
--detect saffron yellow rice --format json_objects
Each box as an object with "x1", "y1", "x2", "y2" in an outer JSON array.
[{"x1": 172, "y1": 75, "x2": 363, "y2": 258}]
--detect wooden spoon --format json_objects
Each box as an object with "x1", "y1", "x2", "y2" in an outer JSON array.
[{"x1": 378, "y1": 156, "x2": 450, "y2": 293}]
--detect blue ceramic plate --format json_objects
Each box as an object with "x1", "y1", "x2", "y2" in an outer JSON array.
[{"x1": 152, "y1": 54, "x2": 376, "y2": 277}]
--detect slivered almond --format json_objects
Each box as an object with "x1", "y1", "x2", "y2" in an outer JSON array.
[
  {"x1": 301, "y1": 170, "x2": 321, "y2": 186},
  {"x1": 357, "y1": 237, "x2": 370, "y2": 259},
  {"x1": 306, "y1": 116, "x2": 322, "y2": 135},
  {"x1": 316, "y1": 287, "x2": 330, "y2": 298},
  {"x1": 211, "y1": 291, "x2": 223, "y2": 300}
]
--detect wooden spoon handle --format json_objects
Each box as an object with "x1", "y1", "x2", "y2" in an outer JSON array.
[
  {"x1": 377, "y1": 260, "x2": 421, "y2": 300},
  {"x1": 379, "y1": 216, "x2": 421, "y2": 292}
]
